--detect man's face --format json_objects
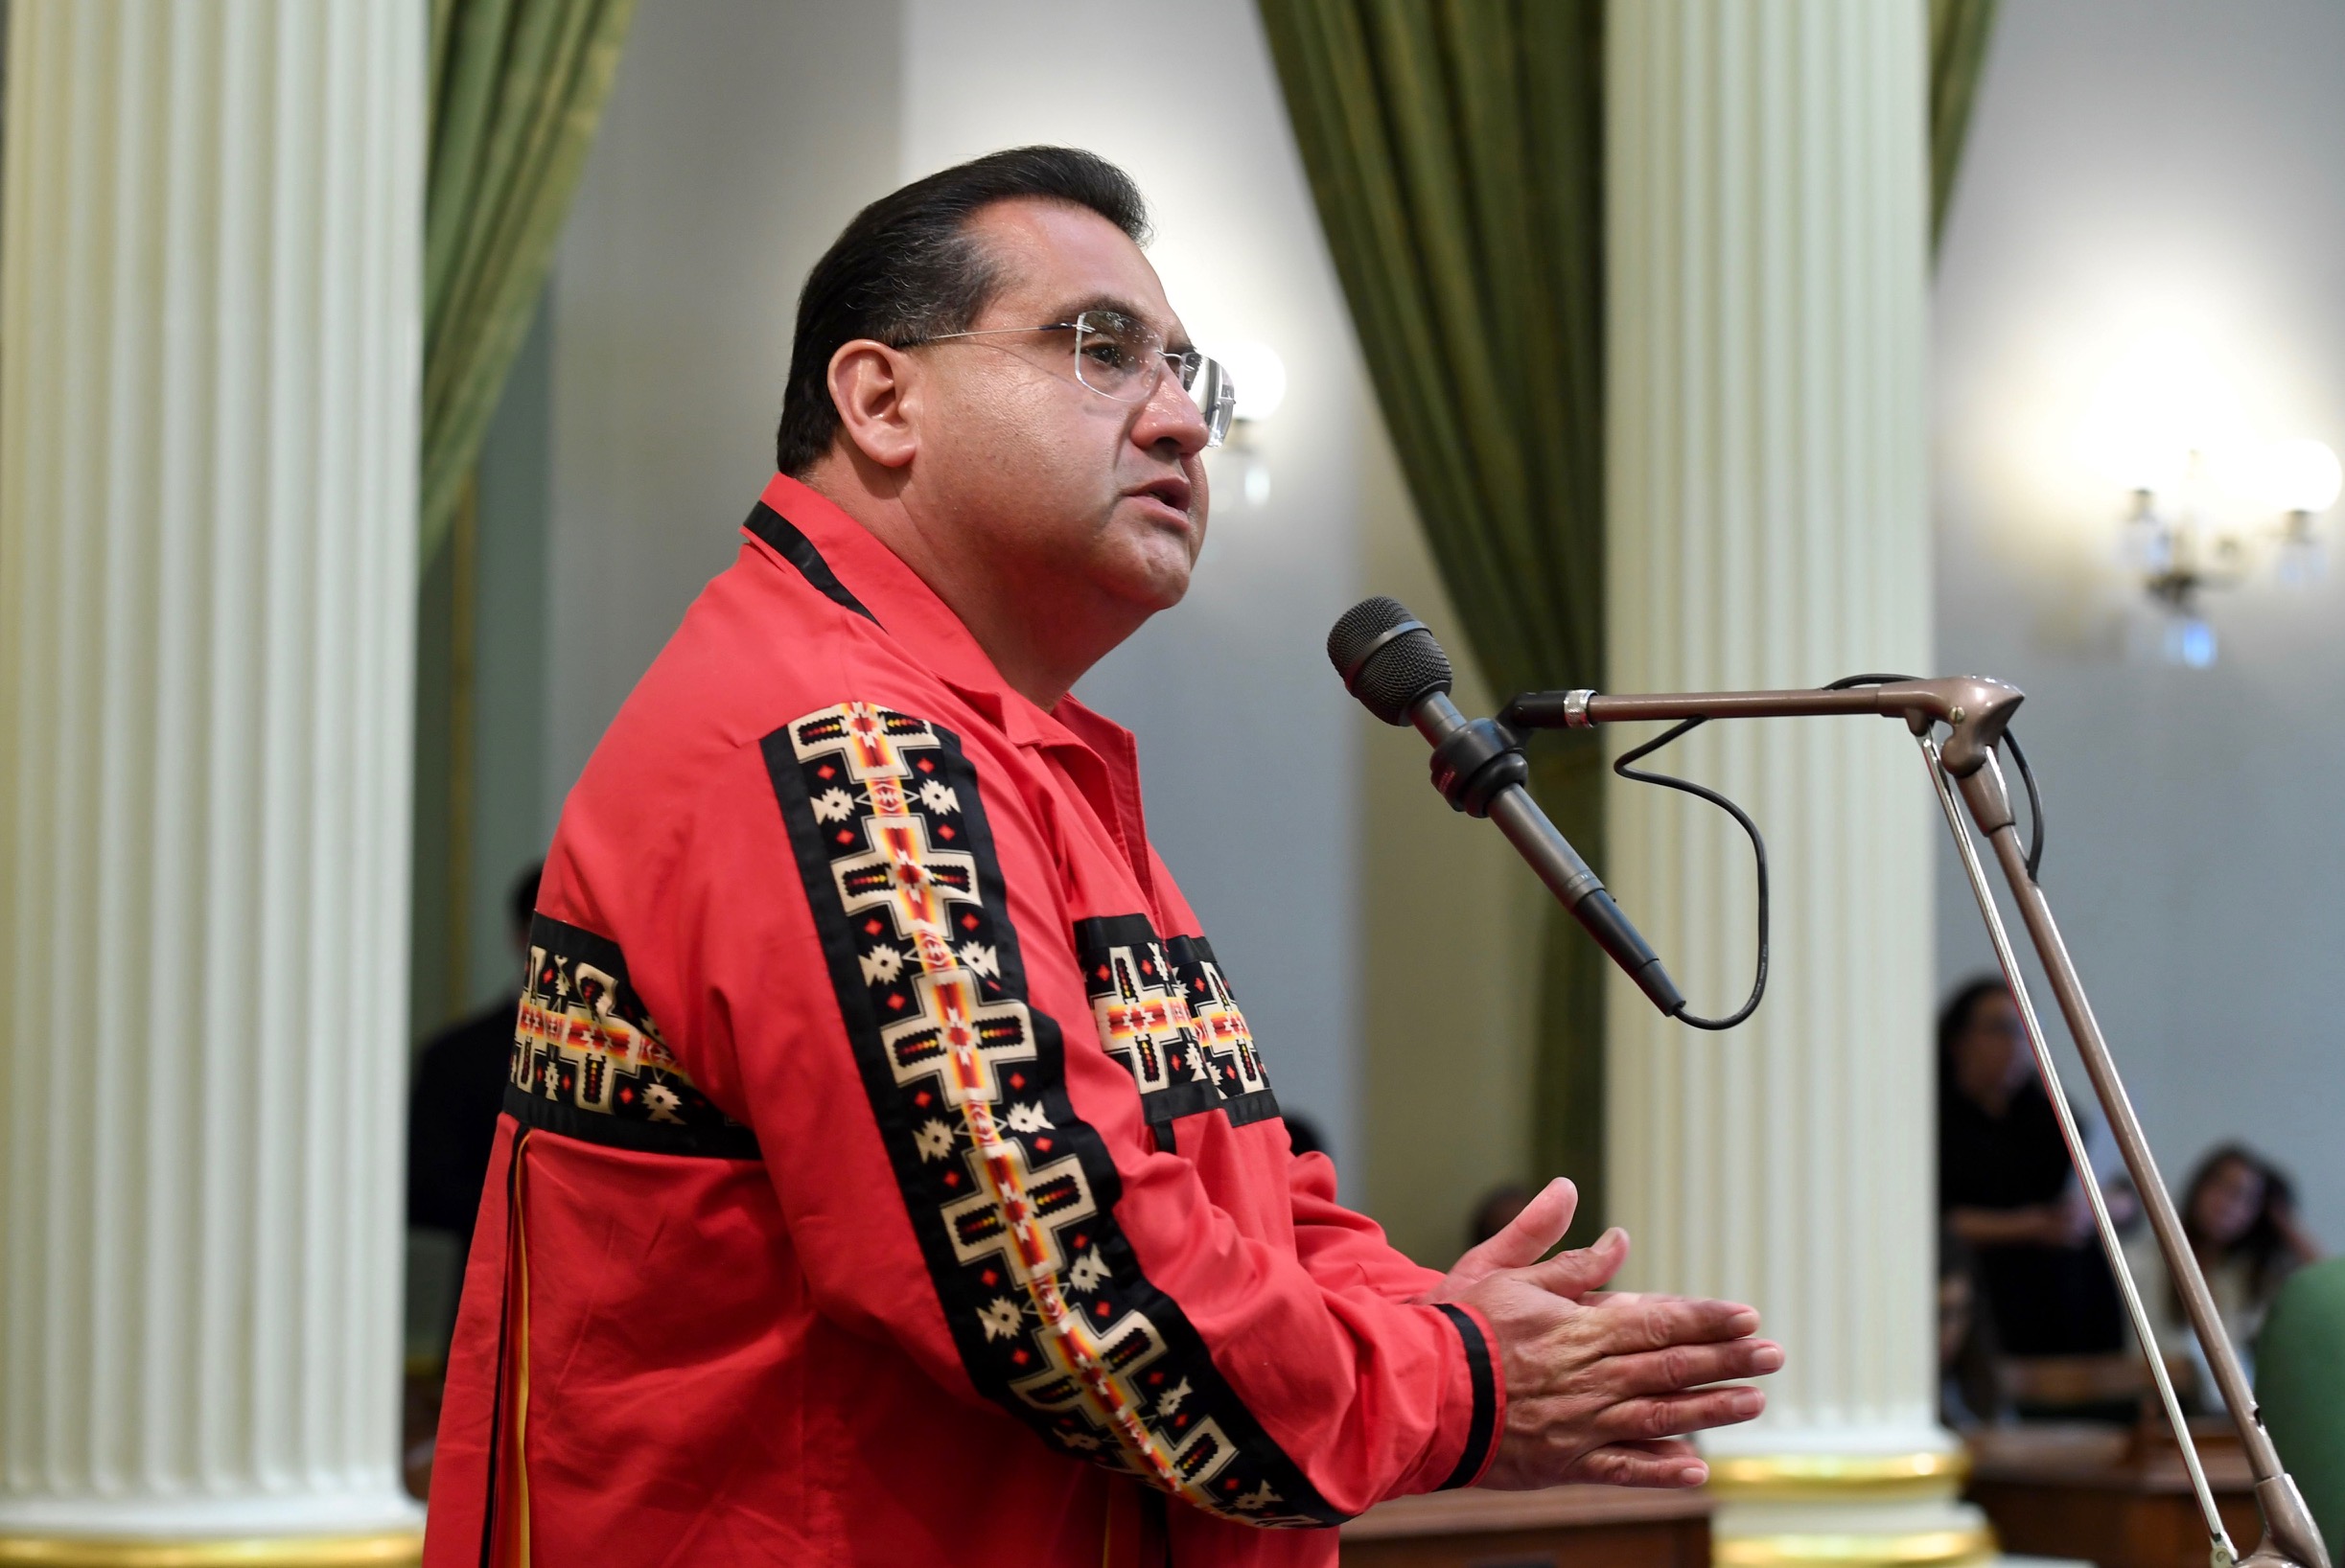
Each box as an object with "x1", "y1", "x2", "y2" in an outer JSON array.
[{"x1": 902, "y1": 198, "x2": 1212, "y2": 618}]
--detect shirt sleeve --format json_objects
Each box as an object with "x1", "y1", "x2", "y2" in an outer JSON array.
[
  {"x1": 679, "y1": 700, "x2": 1499, "y2": 1525},
  {"x1": 1286, "y1": 1149, "x2": 1446, "y2": 1303}
]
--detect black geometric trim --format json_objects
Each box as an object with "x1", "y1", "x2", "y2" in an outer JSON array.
[
  {"x1": 761, "y1": 702, "x2": 1342, "y2": 1526},
  {"x1": 1432, "y1": 1304, "x2": 1498, "y2": 1489},
  {"x1": 506, "y1": 913, "x2": 761, "y2": 1159},
  {"x1": 1164, "y1": 934, "x2": 1282, "y2": 1130},
  {"x1": 746, "y1": 500, "x2": 876, "y2": 622},
  {"x1": 1074, "y1": 918, "x2": 1283, "y2": 1135},
  {"x1": 502, "y1": 1083, "x2": 760, "y2": 1160}
]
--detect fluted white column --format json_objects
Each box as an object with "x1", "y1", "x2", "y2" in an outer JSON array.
[
  {"x1": 0, "y1": 1, "x2": 425, "y2": 1556},
  {"x1": 1605, "y1": 4, "x2": 1985, "y2": 1562}
]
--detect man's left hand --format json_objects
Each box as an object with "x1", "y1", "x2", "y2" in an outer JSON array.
[{"x1": 1428, "y1": 1178, "x2": 1626, "y2": 1305}]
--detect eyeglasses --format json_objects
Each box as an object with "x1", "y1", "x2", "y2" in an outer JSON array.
[{"x1": 907, "y1": 310, "x2": 1238, "y2": 448}]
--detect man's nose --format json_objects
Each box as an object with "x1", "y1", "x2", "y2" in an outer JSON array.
[{"x1": 1132, "y1": 362, "x2": 1211, "y2": 456}]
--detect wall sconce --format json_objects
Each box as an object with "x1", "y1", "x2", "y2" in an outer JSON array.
[
  {"x1": 2080, "y1": 334, "x2": 2338, "y2": 667},
  {"x1": 2115, "y1": 436, "x2": 2338, "y2": 666},
  {"x1": 2264, "y1": 436, "x2": 2343, "y2": 586},
  {"x1": 1216, "y1": 340, "x2": 1285, "y2": 508}
]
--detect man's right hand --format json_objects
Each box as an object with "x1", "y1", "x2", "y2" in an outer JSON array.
[{"x1": 1441, "y1": 1178, "x2": 1782, "y2": 1490}]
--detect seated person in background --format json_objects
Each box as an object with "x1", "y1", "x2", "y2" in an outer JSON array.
[
  {"x1": 1939, "y1": 1229, "x2": 2006, "y2": 1429},
  {"x1": 1282, "y1": 1110, "x2": 1327, "y2": 1158},
  {"x1": 2126, "y1": 1141, "x2": 2322, "y2": 1403},
  {"x1": 1469, "y1": 1182, "x2": 1534, "y2": 1248},
  {"x1": 407, "y1": 862, "x2": 543, "y2": 1296},
  {"x1": 1938, "y1": 977, "x2": 2127, "y2": 1357}
]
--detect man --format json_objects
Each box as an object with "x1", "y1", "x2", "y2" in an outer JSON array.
[{"x1": 425, "y1": 147, "x2": 1779, "y2": 1568}]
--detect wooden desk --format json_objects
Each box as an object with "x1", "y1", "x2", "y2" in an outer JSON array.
[
  {"x1": 1341, "y1": 1485, "x2": 1711, "y2": 1567},
  {"x1": 1966, "y1": 1420, "x2": 2264, "y2": 1568}
]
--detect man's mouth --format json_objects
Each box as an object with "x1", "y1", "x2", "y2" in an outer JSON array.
[{"x1": 1125, "y1": 476, "x2": 1193, "y2": 519}]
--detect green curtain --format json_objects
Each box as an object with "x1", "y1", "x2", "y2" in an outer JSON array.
[
  {"x1": 1930, "y1": 0, "x2": 2001, "y2": 251},
  {"x1": 1258, "y1": 0, "x2": 1611, "y2": 1229},
  {"x1": 423, "y1": 0, "x2": 638, "y2": 568},
  {"x1": 414, "y1": 0, "x2": 634, "y2": 1031},
  {"x1": 1260, "y1": 0, "x2": 2002, "y2": 1236}
]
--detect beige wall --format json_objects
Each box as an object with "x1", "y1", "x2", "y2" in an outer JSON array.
[{"x1": 1937, "y1": 0, "x2": 2345, "y2": 1248}]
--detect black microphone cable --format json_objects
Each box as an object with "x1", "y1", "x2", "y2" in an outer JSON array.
[
  {"x1": 1609, "y1": 717, "x2": 1768, "y2": 1031},
  {"x1": 1606, "y1": 671, "x2": 2046, "y2": 1031}
]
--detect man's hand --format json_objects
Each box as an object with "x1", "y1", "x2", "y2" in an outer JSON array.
[
  {"x1": 1434, "y1": 1178, "x2": 1781, "y2": 1490},
  {"x1": 1430, "y1": 1177, "x2": 1609, "y2": 1303}
]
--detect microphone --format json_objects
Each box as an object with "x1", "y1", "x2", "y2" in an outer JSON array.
[{"x1": 1327, "y1": 597, "x2": 1687, "y2": 1018}]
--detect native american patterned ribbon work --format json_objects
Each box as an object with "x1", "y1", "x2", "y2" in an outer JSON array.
[
  {"x1": 1074, "y1": 914, "x2": 1280, "y2": 1145},
  {"x1": 505, "y1": 914, "x2": 760, "y2": 1159},
  {"x1": 763, "y1": 701, "x2": 1339, "y2": 1527}
]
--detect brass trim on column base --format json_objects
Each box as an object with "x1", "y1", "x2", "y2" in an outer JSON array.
[
  {"x1": 1707, "y1": 1448, "x2": 1971, "y2": 1501},
  {"x1": 0, "y1": 1532, "x2": 422, "y2": 1567},
  {"x1": 1714, "y1": 1524, "x2": 1997, "y2": 1567}
]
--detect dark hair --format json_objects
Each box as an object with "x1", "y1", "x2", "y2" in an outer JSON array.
[
  {"x1": 1936, "y1": 975, "x2": 2010, "y2": 1076},
  {"x1": 2182, "y1": 1141, "x2": 2301, "y2": 1299},
  {"x1": 508, "y1": 860, "x2": 544, "y2": 940},
  {"x1": 1283, "y1": 1113, "x2": 1326, "y2": 1158},
  {"x1": 774, "y1": 147, "x2": 1151, "y2": 476},
  {"x1": 1468, "y1": 1183, "x2": 1534, "y2": 1248}
]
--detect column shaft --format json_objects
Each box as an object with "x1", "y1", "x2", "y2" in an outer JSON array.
[
  {"x1": 0, "y1": 0, "x2": 424, "y2": 1551},
  {"x1": 1605, "y1": 2, "x2": 1978, "y2": 1561}
]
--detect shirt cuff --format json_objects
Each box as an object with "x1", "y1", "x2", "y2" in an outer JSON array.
[{"x1": 1429, "y1": 1303, "x2": 1502, "y2": 1489}]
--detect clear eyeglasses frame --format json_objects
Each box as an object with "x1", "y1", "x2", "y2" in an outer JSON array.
[{"x1": 907, "y1": 310, "x2": 1238, "y2": 448}]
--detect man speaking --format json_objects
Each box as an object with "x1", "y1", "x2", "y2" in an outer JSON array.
[{"x1": 424, "y1": 147, "x2": 1779, "y2": 1568}]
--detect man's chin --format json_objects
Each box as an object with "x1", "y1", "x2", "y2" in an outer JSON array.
[
  {"x1": 1114, "y1": 565, "x2": 1192, "y2": 615},
  {"x1": 1098, "y1": 526, "x2": 1198, "y2": 614}
]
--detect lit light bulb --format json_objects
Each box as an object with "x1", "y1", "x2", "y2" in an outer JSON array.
[
  {"x1": 2077, "y1": 331, "x2": 2253, "y2": 497},
  {"x1": 2263, "y1": 437, "x2": 2342, "y2": 515},
  {"x1": 1219, "y1": 341, "x2": 1288, "y2": 424}
]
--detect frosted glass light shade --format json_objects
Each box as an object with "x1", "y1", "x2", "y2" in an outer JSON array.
[
  {"x1": 2264, "y1": 437, "x2": 2342, "y2": 514},
  {"x1": 1220, "y1": 340, "x2": 1288, "y2": 422}
]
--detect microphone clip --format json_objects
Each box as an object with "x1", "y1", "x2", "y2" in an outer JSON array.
[{"x1": 1428, "y1": 717, "x2": 1529, "y2": 818}]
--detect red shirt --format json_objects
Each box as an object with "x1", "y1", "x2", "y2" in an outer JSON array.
[{"x1": 423, "y1": 474, "x2": 1500, "y2": 1567}]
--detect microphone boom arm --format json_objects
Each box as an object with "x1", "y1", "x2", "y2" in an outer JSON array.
[
  {"x1": 1521, "y1": 677, "x2": 2326, "y2": 1568},
  {"x1": 1411, "y1": 691, "x2": 1686, "y2": 1017}
]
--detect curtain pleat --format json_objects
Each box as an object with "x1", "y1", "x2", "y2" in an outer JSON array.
[
  {"x1": 412, "y1": 0, "x2": 634, "y2": 1030},
  {"x1": 422, "y1": 0, "x2": 638, "y2": 566},
  {"x1": 1260, "y1": 0, "x2": 2001, "y2": 1235},
  {"x1": 1930, "y1": 0, "x2": 2001, "y2": 252},
  {"x1": 1258, "y1": 0, "x2": 1612, "y2": 1226}
]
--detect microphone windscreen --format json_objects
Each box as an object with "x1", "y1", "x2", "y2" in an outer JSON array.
[{"x1": 1327, "y1": 596, "x2": 1453, "y2": 726}]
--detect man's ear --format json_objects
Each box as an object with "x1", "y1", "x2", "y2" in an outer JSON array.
[{"x1": 827, "y1": 339, "x2": 920, "y2": 469}]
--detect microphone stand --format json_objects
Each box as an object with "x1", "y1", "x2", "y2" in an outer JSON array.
[{"x1": 1504, "y1": 676, "x2": 2328, "y2": 1568}]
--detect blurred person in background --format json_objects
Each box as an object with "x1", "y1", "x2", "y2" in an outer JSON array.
[
  {"x1": 1469, "y1": 1183, "x2": 1534, "y2": 1249},
  {"x1": 407, "y1": 862, "x2": 543, "y2": 1295},
  {"x1": 1938, "y1": 976, "x2": 2130, "y2": 1358},
  {"x1": 404, "y1": 862, "x2": 544, "y2": 1496},
  {"x1": 2126, "y1": 1141, "x2": 2321, "y2": 1404},
  {"x1": 1282, "y1": 1111, "x2": 1326, "y2": 1158},
  {"x1": 1939, "y1": 1228, "x2": 2006, "y2": 1429}
]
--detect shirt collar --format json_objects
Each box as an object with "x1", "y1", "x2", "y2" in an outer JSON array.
[{"x1": 749, "y1": 473, "x2": 1132, "y2": 760}]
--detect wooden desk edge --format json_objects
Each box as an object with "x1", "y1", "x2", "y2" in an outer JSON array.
[{"x1": 1341, "y1": 1485, "x2": 1714, "y2": 1539}]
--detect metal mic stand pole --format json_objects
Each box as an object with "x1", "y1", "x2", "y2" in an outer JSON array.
[
  {"x1": 1506, "y1": 678, "x2": 2329, "y2": 1568},
  {"x1": 1937, "y1": 738, "x2": 2325, "y2": 1568},
  {"x1": 1917, "y1": 731, "x2": 2239, "y2": 1563}
]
